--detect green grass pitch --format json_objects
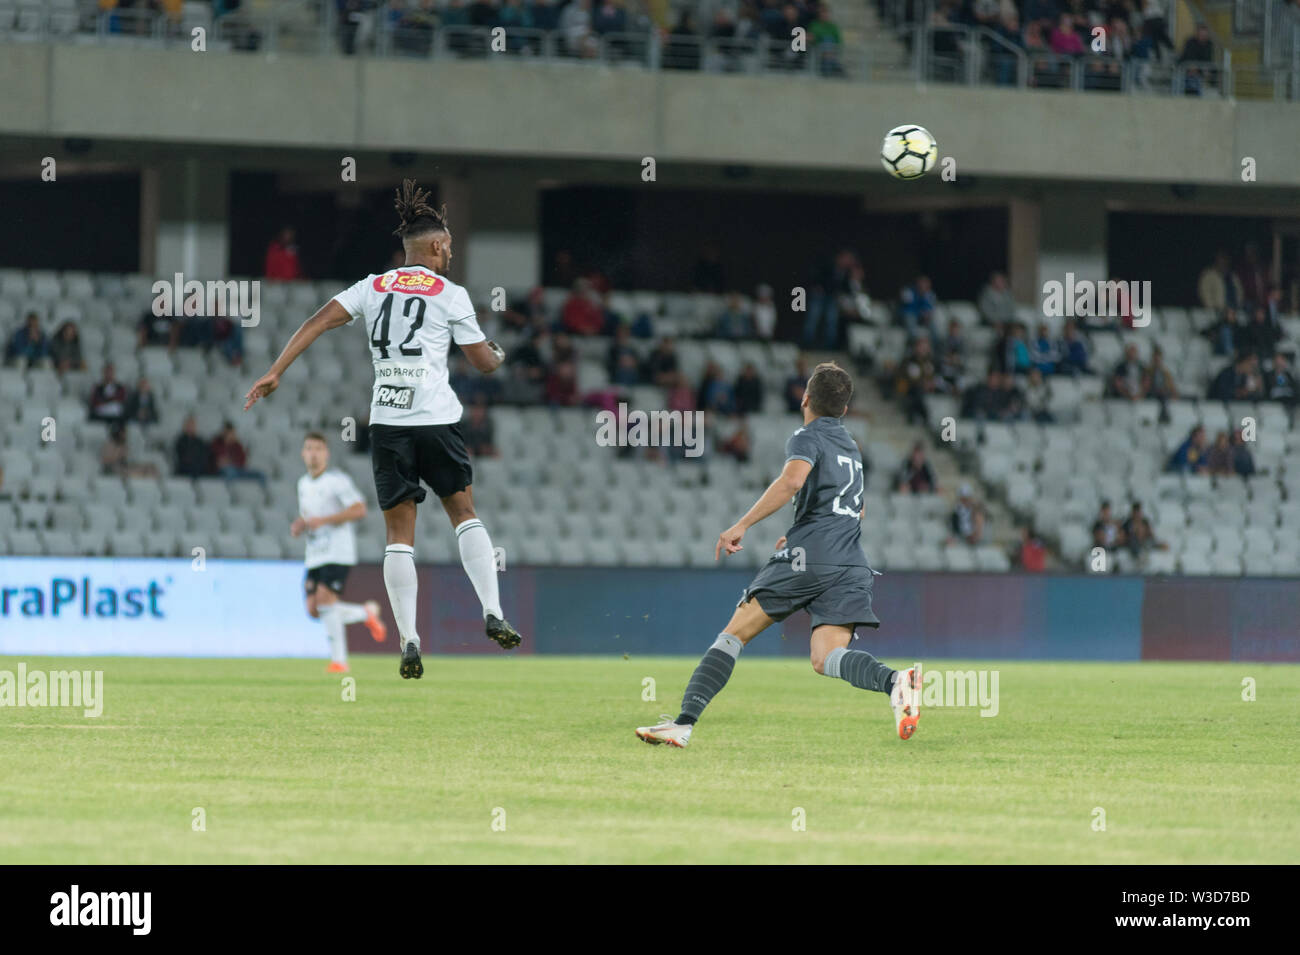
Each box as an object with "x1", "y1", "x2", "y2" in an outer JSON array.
[{"x1": 2, "y1": 655, "x2": 1297, "y2": 863}]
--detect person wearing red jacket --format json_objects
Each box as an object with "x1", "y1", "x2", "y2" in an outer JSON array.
[{"x1": 264, "y1": 226, "x2": 303, "y2": 280}]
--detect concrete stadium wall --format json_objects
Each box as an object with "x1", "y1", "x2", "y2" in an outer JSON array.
[{"x1": 2, "y1": 44, "x2": 1298, "y2": 186}]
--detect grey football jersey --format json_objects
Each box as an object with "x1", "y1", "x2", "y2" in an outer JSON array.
[{"x1": 780, "y1": 416, "x2": 868, "y2": 568}]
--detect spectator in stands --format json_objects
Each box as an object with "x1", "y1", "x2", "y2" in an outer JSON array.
[
  {"x1": 837, "y1": 263, "x2": 873, "y2": 330},
  {"x1": 137, "y1": 304, "x2": 180, "y2": 350},
  {"x1": 211, "y1": 421, "x2": 265, "y2": 484},
  {"x1": 100, "y1": 422, "x2": 129, "y2": 477},
  {"x1": 646, "y1": 337, "x2": 679, "y2": 387},
  {"x1": 1206, "y1": 306, "x2": 1240, "y2": 356},
  {"x1": 962, "y1": 370, "x2": 1023, "y2": 421},
  {"x1": 504, "y1": 329, "x2": 547, "y2": 403},
  {"x1": 1122, "y1": 502, "x2": 1165, "y2": 560},
  {"x1": 462, "y1": 400, "x2": 499, "y2": 458},
  {"x1": 1239, "y1": 306, "x2": 1282, "y2": 363},
  {"x1": 393, "y1": 0, "x2": 438, "y2": 55},
  {"x1": 1146, "y1": 345, "x2": 1178, "y2": 418},
  {"x1": 1108, "y1": 343, "x2": 1147, "y2": 400},
  {"x1": 1029, "y1": 322, "x2": 1057, "y2": 374},
  {"x1": 1005, "y1": 323, "x2": 1032, "y2": 374},
  {"x1": 560, "y1": 0, "x2": 598, "y2": 57},
  {"x1": 561, "y1": 278, "x2": 606, "y2": 335},
  {"x1": 1049, "y1": 13, "x2": 1085, "y2": 55},
  {"x1": 733, "y1": 363, "x2": 764, "y2": 415},
  {"x1": 664, "y1": 10, "x2": 703, "y2": 70},
  {"x1": 991, "y1": 10, "x2": 1024, "y2": 86},
  {"x1": 1018, "y1": 524, "x2": 1047, "y2": 571},
  {"x1": 962, "y1": 369, "x2": 1002, "y2": 420},
  {"x1": 1237, "y1": 242, "x2": 1270, "y2": 311},
  {"x1": 784, "y1": 356, "x2": 808, "y2": 413},
  {"x1": 1267, "y1": 352, "x2": 1297, "y2": 416},
  {"x1": 125, "y1": 377, "x2": 159, "y2": 430},
  {"x1": 898, "y1": 274, "x2": 938, "y2": 339},
  {"x1": 1234, "y1": 353, "x2": 1266, "y2": 400},
  {"x1": 1056, "y1": 319, "x2": 1090, "y2": 375},
  {"x1": 937, "y1": 318, "x2": 966, "y2": 390},
  {"x1": 98, "y1": 421, "x2": 157, "y2": 478},
  {"x1": 173, "y1": 414, "x2": 211, "y2": 478},
  {"x1": 1166, "y1": 424, "x2": 1208, "y2": 474},
  {"x1": 1091, "y1": 500, "x2": 1126, "y2": 551},
  {"x1": 264, "y1": 226, "x2": 303, "y2": 280},
  {"x1": 718, "y1": 417, "x2": 753, "y2": 463},
  {"x1": 664, "y1": 370, "x2": 696, "y2": 415},
  {"x1": 752, "y1": 284, "x2": 777, "y2": 339},
  {"x1": 5, "y1": 313, "x2": 49, "y2": 368},
  {"x1": 1022, "y1": 0, "x2": 1059, "y2": 32},
  {"x1": 697, "y1": 362, "x2": 734, "y2": 414},
  {"x1": 1141, "y1": 0, "x2": 1175, "y2": 62},
  {"x1": 950, "y1": 483, "x2": 986, "y2": 546},
  {"x1": 545, "y1": 359, "x2": 579, "y2": 406},
  {"x1": 88, "y1": 363, "x2": 129, "y2": 426},
  {"x1": 804, "y1": 249, "x2": 857, "y2": 349},
  {"x1": 606, "y1": 325, "x2": 640, "y2": 386},
  {"x1": 1204, "y1": 429, "x2": 1233, "y2": 476},
  {"x1": 896, "y1": 442, "x2": 937, "y2": 494},
  {"x1": 592, "y1": 0, "x2": 628, "y2": 46},
  {"x1": 1176, "y1": 22, "x2": 1214, "y2": 94},
  {"x1": 895, "y1": 335, "x2": 941, "y2": 425},
  {"x1": 714, "y1": 293, "x2": 753, "y2": 339},
  {"x1": 1231, "y1": 427, "x2": 1256, "y2": 478},
  {"x1": 49, "y1": 321, "x2": 85, "y2": 374},
  {"x1": 1025, "y1": 367, "x2": 1054, "y2": 423},
  {"x1": 808, "y1": 1, "x2": 844, "y2": 75},
  {"x1": 1199, "y1": 249, "x2": 1242, "y2": 317}
]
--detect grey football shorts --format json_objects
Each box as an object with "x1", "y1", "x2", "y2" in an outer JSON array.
[{"x1": 740, "y1": 557, "x2": 881, "y2": 633}]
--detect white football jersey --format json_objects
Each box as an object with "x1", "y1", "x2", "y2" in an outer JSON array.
[
  {"x1": 296, "y1": 468, "x2": 365, "y2": 569},
  {"x1": 332, "y1": 264, "x2": 486, "y2": 426}
]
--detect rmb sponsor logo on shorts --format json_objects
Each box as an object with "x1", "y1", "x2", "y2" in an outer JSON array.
[
  {"x1": 50, "y1": 885, "x2": 150, "y2": 935},
  {"x1": 920, "y1": 667, "x2": 1000, "y2": 717},
  {"x1": 372, "y1": 270, "x2": 445, "y2": 296},
  {"x1": 1, "y1": 663, "x2": 104, "y2": 718},
  {"x1": 594, "y1": 403, "x2": 705, "y2": 458},
  {"x1": 375, "y1": 384, "x2": 415, "y2": 409}
]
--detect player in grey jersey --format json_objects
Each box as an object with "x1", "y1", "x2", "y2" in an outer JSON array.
[{"x1": 636, "y1": 362, "x2": 920, "y2": 747}]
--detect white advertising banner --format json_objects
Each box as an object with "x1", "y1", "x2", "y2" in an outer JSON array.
[{"x1": 0, "y1": 557, "x2": 324, "y2": 657}]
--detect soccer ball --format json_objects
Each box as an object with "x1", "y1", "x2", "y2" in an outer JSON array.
[{"x1": 881, "y1": 125, "x2": 938, "y2": 181}]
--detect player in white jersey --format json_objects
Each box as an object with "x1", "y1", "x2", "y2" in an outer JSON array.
[
  {"x1": 245, "y1": 180, "x2": 521, "y2": 680},
  {"x1": 295, "y1": 432, "x2": 387, "y2": 673}
]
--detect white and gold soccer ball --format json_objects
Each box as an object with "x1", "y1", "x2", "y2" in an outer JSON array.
[{"x1": 880, "y1": 125, "x2": 938, "y2": 180}]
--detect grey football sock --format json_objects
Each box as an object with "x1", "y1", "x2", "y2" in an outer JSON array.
[
  {"x1": 676, "y1": 633, "x2": 743, "y2": 724},
  {"x1": 823, "y1": 646, "x2": 896, "y2": 693}
]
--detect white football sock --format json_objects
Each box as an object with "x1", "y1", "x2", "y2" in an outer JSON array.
[
  {"x1": 318, "y1": 605, "x2": 348, "y2": 665},
  {"x1": 454, "y1": 518, "x2": 503, "y2": 620},
  {"x1": 383, "y1": 544, "x2": 420, "y2": 650},
  {"x1": 332, "y1": 601, "x2": 368, "y2": 625}
]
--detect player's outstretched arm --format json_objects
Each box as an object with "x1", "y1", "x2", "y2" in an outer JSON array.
[
  {"x1": 243, "y1": 300, "x2": 353, "y2": 410},
  {"x1": 461, "y1": 340, "x2": 506, "y2": 374},
  {"x1": 715, "y1": 458, "x2": 812, "y2": 560}
]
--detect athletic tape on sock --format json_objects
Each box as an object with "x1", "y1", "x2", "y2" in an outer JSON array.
[{"x1": 710, "y1": 633, "x2": 743, "y2": 658}]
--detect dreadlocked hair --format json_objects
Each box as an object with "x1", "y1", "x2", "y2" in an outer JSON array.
[{"x1": 392, "y1": 178, "x2": 449, "y2": 238}]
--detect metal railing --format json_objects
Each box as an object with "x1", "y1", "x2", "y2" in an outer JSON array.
[{"x1": 0, "y1": 0, "x2": 1293, "y2": 98}]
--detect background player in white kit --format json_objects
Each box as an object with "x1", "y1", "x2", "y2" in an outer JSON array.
[
  {"x1": 245, "y1": 180, "x2": 521, "y2": 680},
  {"x1": 295, "y1": 431, "x2": 387, "y2": 673}
]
